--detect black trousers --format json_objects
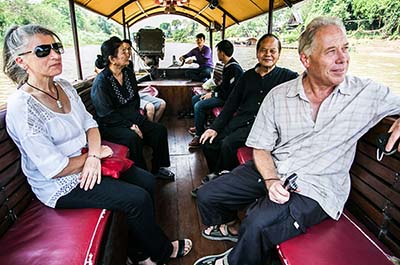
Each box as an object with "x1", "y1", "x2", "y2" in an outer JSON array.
[
  {"x1": 196, "y1": 160, "x2": 329, "y2": 265},
  {"x1": 100, "y1": 119, "x2": 170, "y2": 174},
  {"x1": 202, "y1": 125, "x2": 251, "y2": 174},
  {"x1": 56, "y1": 166, "x2": 173, "y2": 264}
]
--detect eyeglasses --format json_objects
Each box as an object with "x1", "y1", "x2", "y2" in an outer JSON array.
[{"x1": 18, "y1": 42, "x2": 64, "y2": 58}]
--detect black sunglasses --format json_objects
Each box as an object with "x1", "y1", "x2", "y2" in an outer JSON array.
[{"x1": 18, "y1": 42, "x2": 64, "y2": 58}]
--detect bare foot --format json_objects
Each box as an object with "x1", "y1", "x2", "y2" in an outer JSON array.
[
  {"x1": 226, "y1": 220, "x2": 240, "y2": 235},
  {"x1": 170, "y1": 239, "x2": 192, "y2": 258},
  {"x1": 204, "y1": 223, "x2": 238, "y2": 237}
]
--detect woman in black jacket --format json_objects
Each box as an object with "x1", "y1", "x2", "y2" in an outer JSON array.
[{"x1": 91, "y1": 36, "x2": 174, "y2": 180}]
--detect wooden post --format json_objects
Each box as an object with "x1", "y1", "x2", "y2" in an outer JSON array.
[{"x1": 68, "y1": 0, "x2": 83, "y2": 80}]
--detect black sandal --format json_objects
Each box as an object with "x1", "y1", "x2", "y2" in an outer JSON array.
[
  {"x1": 172, "y1": 239, "x2": 192, "y2": 258},
  {"x1": 157, "y1": 168, "x2": 175, "y2": 180},
  {"x1": 202, "y1": 224, "x2": 238, "y2": 242}
]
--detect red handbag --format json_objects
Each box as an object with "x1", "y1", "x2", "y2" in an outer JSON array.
[{"x1": 81, "y1": 140, "x2": 134, "y2": 179}]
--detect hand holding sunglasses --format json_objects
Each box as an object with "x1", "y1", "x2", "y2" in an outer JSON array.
[{"x1": 18, "y1": 42, "x2": 64, "y2": 58}]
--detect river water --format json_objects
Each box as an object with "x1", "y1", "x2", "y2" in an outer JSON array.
[{"x1": 1, "y1": 40, "x2": 399, "y2": 105}]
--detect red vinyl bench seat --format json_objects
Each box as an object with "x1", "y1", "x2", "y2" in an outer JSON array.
[
  {"x1": 277, "y1": 211, "x2": 394, "y2": 265},
  {"x1": 192, "y1": 86, "x2": 208, "y2": 95},
  {"x1": 211, "y1": 106, "x2": 223, "y2": 118},
  {"x1": 0, "y1": 80, "x2": 128, "y2": 265},
  {"x1": 0, "y1": 200, "x2": 111, "y2": 265},
  {"x1": 237, "y1": 146, "x2": 253, "y2": 164}
]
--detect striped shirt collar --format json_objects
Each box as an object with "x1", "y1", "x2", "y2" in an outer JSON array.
[{"x1": 287, "y1": 72, "x2": 353, "y2": 99}]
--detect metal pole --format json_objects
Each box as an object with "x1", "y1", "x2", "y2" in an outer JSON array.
[
  {"x1": 122, "y1": 8, "x2": 127, "y2": 39},
  {"x1": 222, "y1": 13, "x2": 226, "y2": 40},
  {"x1": 268, "y1": 0, "x2": 274, "y2": 33},
  {"x1": 68, "y1": 0, "x2": 83, "y2": 80},
  {"x1": 209, "y1": 26, "x2": 213, "y2": 53}
]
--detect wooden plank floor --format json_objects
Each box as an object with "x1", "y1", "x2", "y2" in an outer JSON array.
[{"x1": 154, "y1": 116, "x2": 235, "y2": 265}]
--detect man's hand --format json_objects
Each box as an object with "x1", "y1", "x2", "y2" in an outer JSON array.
[
  {"x1": 200, "y1": 129, "x2": 218, "y2": 144},
  {"x1": 200, "y1": 92, "x2": 212, "y2": 100},
  {"x1": 387, "y1": 118, "x2": 400, "y2": 152},
  {"x1": 267, "y1": 180, "x2": 290, "y2": 204}
]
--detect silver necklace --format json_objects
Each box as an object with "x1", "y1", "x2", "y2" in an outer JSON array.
[{"x1": 26, "y1": 81, "x2": 63, "y2": 109}]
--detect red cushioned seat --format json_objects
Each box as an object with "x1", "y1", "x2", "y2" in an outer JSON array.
[
  {"x1": 277, "y1": 211, "x2": 393, "y2": 265},
  {"x1": 192, "y1": 86, "x2": 207, "y2": 95},
  {"x1": 212, "y1": 107, "x2": 223, "y2": 118},
  {"x1": 237, "y1": 146, "x2": 253, "y2": 164},
  {"x1": 0, "y1": 199, "x2": 111, "y2": 265}
]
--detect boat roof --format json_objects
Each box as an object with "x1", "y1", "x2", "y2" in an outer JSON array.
[{"x1": 73, "y1": 0, "x2": 304, "y2": 29}]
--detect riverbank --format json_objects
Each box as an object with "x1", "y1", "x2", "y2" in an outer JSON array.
[
  {"x1": 349, "y1": 38, "x2": 400, "y2": 55},
  {"x1": 1, "y1": 38, "x2": 399, "y2": 105}
]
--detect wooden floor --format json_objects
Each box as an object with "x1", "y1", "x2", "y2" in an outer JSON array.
[{"x1": 154, "y1": 116, "x2": 235, "y2": 265}]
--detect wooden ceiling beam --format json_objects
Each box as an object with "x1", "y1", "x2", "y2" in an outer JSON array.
[
  {"x1": 283, "y1": 0, "x2": 293, "y2": 8},
  {"x1": 126, "y1": 5, "x2": 213, "y2": 28},
  {"x1": 215, "y1": 5, "x2": 240, "y2": 24}
]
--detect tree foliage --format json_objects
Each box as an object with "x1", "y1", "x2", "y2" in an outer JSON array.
[
  {"x1": 351, "y1": 0, "x2": 400, "y2": 37},
  {"x1": 303, "y1": 0, "x2": 399, "y2": 38},
  {"x1": 0, "y1": 0, "x2": 398, "y2": 46},
  {"x1": 0, "y1": 0, "x2": 122, "y2": 45}
]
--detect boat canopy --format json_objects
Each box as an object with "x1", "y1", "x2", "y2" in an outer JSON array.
[{"x1": 73, "y1": 0, "x2": 304, "y2": 29}]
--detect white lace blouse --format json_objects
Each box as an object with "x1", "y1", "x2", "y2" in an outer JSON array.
[{"x1": 6, "y1": 78, "x2": 98, "y2": 208}]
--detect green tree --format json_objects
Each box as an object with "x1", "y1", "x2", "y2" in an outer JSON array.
[
  {"x1": 159, "y1": 22, "x2": 171, "y2": 38},
  {"x1": 303, "y1": 0, "x2": 399, "y2": 38},
  {"x1": 352, "y1": 0, "x2": 400, "y2": 37}
]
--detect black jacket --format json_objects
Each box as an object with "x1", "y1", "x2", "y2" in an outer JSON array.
[
  {"x1": 211, "y1": 65, "x2": 298, "y2": 132},
  {"x1": 213, "y1": 58, "x2": 244, "y2": 101},
  {"x1": 91, "y1": 66, "x2": 146, "y2": 128}
]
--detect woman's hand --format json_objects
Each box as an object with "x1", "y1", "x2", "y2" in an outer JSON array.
[
  {"x1": 80, "y1": 156, "x2": 102, "y2": 191},
  {"x1": 130, "y1": 124, "x2": 143, "y2": 139},
  {"x1": 100, "y1": 145, "x2": 113, "y2": 158}
]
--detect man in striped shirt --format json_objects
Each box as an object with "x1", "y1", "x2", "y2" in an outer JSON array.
[{"x1": 194, "y1": 16, "x2": 400, "y2": 265}]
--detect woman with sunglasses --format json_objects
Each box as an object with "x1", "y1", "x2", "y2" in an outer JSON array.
[
  {"x1": 2, "y1": 24, "x2": 192, "y2": 265},
  {"x1": 92, "y1": 36, "x2": 175, "y2": 180}
]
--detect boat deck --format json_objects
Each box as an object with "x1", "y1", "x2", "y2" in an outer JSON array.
[{"x1": 154, "y1": 116, "x2": 236, "y2": 265}]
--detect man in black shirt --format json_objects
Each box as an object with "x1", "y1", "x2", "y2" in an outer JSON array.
[
  {"x1": 198, "y1": 34, "x2": 298, "y2": 185},
  {"x1": 188, "y1": 40, "x2": 244, "y2": 148}
]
